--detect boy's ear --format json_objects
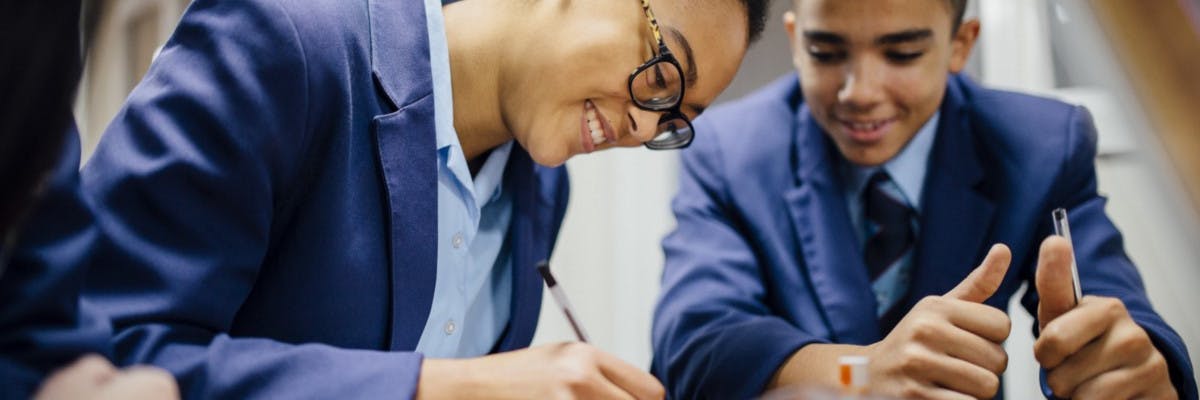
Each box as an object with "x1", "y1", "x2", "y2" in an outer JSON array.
[
  {"x1": 784, "y1": 11, "x2": 800, "y2": 69},
  {"x1": 948, "y1": 18, "x2": 980, "y2": 73},
  {"x1": 783, "y1": 11, "x2": 797, "y2": 47}
]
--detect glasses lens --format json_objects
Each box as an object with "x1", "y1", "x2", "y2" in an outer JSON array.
[
  {"x1": 645, "y1": 115, "x2": 693, "y2": 150},
  {"x1": 631, "y1": 61, "x2": 684, "y2": 110}
]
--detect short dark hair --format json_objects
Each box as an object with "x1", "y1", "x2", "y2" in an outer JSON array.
[
  {"x1": 947, "y1": 0, "x2": 968, "y2": 32},
  {"x1": 739, "y1": 0, "x2": 771, "y2": 44},
  {"x1": 788, "y1": 0, "x2": 969, "y2": 33}
]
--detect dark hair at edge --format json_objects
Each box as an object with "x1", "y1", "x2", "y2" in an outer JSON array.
[
  {"x1": 948, "y1": 0, "x2": 967, "y2": 33},
  {"x1": 740, "y1": 0, "x2": 771, "y2": 44},
  {"x1": 787, "y1": 0, "x2": 968, "y2": 34}
]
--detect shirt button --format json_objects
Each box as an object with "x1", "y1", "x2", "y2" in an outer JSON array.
[
  {"x1": 444, "y1": 320, "x2": 456, "y2": 335},
  {"x1": 452, "y1": 233, "x2": 464, "y2": 249}
]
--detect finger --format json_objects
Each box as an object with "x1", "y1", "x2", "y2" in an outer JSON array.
[
  {"x1": 941, "y1": 298, "x2": 1012, "y2": 343},
  {"x1": 937, "y1": 323, "x2": 1009, "y2": 375},
  {"x1": 1129, "y1": 351, "x2": 1175, "y2": 400},
  {"x1": 594, "y1": 349, "x2": 665, "y2": 400},
  {"x1": 34, "y1": 355, "x2": 118, "y2": 400},
  {"x1": 1071, "y1": 368, "x2": 1143, "y2": 400},
  {"x1": 1036, "y1": 236, "x2": 1077, "y2": 330},
  {"x1": 907, "y1": 385, "x2": 977, "y2": 400},
  {"x1": 916, "y1": 351, "x2": 1002, "y2": 400},
  {"x1": 945, "y1": 244, "x2": 1011, "y2": 303},
  {"x1": 56, "y1": 354, "x2": 117, "y2": 383},
  {"x1": 92, "y1": 367, "x2": 180, "y2": 400},
  {"x1": 1044, "y1": 338, "x2": 1120, "y2": 398},
  {"x1": 49, "y1": 355, "x2": 116, "y2": 386},
  {"x1": 1033, "y1": 296, "x2": 1119, "y2": 369},
  {"x1": 571, "y1": 372, "x2": 635, "y2": 400}
]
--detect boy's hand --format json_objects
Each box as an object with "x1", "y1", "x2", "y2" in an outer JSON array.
[
  {"x1": 865, "y1": 244, "x2": 1012, "y2": 399},
  {"x1": 1034, "y1": 236, "x2": 1177, "y2": 399}
]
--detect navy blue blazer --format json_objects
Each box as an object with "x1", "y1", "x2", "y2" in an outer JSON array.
[
  {"x1": 651, "y1": 74, "x2": 1196, "y2": 399},
  {"x1": 74, "y1": 0, "x2": 568, "y2": 398},
  {"x1": 1, "y1": 132, "x2": 110, "y2": 399}
]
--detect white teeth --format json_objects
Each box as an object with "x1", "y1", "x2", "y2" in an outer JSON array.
[
  {"x1": 848, "y1": 121, "x2": 885, "y2": 131},
  {"x1": 586, "y1": 108, "x2": 605, "y2": 145}
]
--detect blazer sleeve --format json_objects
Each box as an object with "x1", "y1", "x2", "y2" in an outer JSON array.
[
  {"x1": 1019, "y1": 106, "x2": 1197, "y2": 399},
  {"x1": 0, "y1": 131, "x2": 109, "y2": 399},
  {"x1": 81, "y1": 1, "x2": 422, "y2": 398},
  {"x1": 651, "y1": 119, "x2": 828, "y2": 399}
]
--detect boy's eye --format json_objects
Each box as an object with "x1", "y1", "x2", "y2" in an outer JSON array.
[
  {"x1": 886, "y1": 51, "x2": 924, "y2": 62},
  {"x1": 807, "y1": 46, "x2": 845, "y2": 63}
]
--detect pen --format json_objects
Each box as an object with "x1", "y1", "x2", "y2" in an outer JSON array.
[
  {"x1": 536, "y1": 261, "x2": 591, "y2": 343},
  {"x1": 1044, "y1": 209, "x2": 1084, "y2": 400},
  {"x1": 1051, "y1": 208, "x2": 1083, "y2": 305}
]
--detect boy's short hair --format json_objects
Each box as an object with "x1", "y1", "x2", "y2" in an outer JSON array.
[
  {"x1": 947, "y1": 0, "x2": 967, "y2": 32},
  {"x1": 790, "y1": 0, "x2": 969, "y2": 33}
]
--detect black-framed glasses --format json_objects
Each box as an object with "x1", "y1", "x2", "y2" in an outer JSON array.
[{"x1": 628, "y1": 0, "x2": 694, "y2": 150}]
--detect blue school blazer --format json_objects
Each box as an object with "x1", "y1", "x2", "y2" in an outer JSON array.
[
  {"x1": 651, "y1": 74, "x2": 1196, "y2": 399},
  {"x1": 1, "y1": 131, "x2": 110, "y2": 399},
  {"x1": 72, "y1": 0, "x2": 568, "y2": 398}
]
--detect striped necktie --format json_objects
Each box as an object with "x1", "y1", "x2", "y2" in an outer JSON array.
[{"x1": 862, "y1": 171, "x2": 916, "y2": 334}]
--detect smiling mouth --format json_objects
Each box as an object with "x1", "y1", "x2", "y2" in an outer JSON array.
[
  {"x1": 581, "y1": 100, "x2": 617, "y2": 152},
  {"x1": 839, "y1": 117, "x2": 897, "y2": 144}
]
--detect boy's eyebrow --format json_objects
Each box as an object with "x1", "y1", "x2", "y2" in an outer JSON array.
[
  {"x1": 875, "y1": 28, "x2": 933, "y2": 45},
  {"x1": 802, "y1": 28, "x2": 934, "y2": 46},
  {"x1": 802, "y1": 30, "x2": 846, "y2": 45}
]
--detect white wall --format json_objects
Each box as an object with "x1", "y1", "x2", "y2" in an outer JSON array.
[
  {"x1": 530, "y1": 147, "x2": 679, "y2": 365},
  {"x1": 76, "y1": 0, "x2": 188, "y2": 161}
]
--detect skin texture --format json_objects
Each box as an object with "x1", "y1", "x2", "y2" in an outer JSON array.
[
  {"x1": 33, "y1": 355, "x2": 179, "y2": 400},
  {"x1": 444, "y1": 0, "x2": 748, "y2": 167},
  {"x1": 419, "y1": 343, "x2": 665, "y2": 400},
  {"x1": 420, "y1": 0, "x2": 751, "y2": 398},
  {"x1": 770, "y1": 245, "x2": 1014, "y2": 400},
  {"x1": 1035, "y1": 238, "x2": 1177, "y2": 399},
  {"x1": 786, "y1": 0, "x2": 976, "y2": 167},
  {"x1": 768, "y1": 1, "x2": 1178, "y2": 398}
]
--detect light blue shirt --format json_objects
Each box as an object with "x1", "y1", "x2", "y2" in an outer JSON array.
[
  {"x1": 416, "y1": 0, "x2": 515, "y2": 358},
  {"x1": 839, "y1": 112, "x2": 939, "y2": 314}
]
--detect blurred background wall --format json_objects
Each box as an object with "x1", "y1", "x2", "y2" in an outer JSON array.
[{"x1": 75, "y1": 0, "x2": 1200, "y2": 397}]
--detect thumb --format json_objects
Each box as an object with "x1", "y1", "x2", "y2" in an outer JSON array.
[
  {"x1": 1036, "y1": 235, "x2": 1076, "y2": 330},
  {"x1": 946, "y1": 244, "x2": 1012, "y2": 303}
]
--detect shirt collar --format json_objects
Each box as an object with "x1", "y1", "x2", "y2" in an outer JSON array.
[
  {"x1": 473, "y1": 141, "x2": 514, "y2": 204},
  {"x1": 425, "y1": 0, "x2": 456, "y2": 152},
  {"x1": 842, "y1": 111, "x2": 940, "y2": 211}
]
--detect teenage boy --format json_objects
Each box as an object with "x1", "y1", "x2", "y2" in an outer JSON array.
[{"x1": 651, "y1": 0, "x2": 1195, "y2": 398}]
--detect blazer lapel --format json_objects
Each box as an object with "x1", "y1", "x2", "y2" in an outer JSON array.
[
  {"x1": 493, "y1": 147, "x2": 546, "y2": 351},
  {"x1": 906, "y1": 81, "x2": 997, "y2": 309},
  {"x1": 369, "y1": 0, "x2": 439, "y2": 351},
  {"x1": 784, "y1": 107, "x2": 881, "y2": 345}
]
